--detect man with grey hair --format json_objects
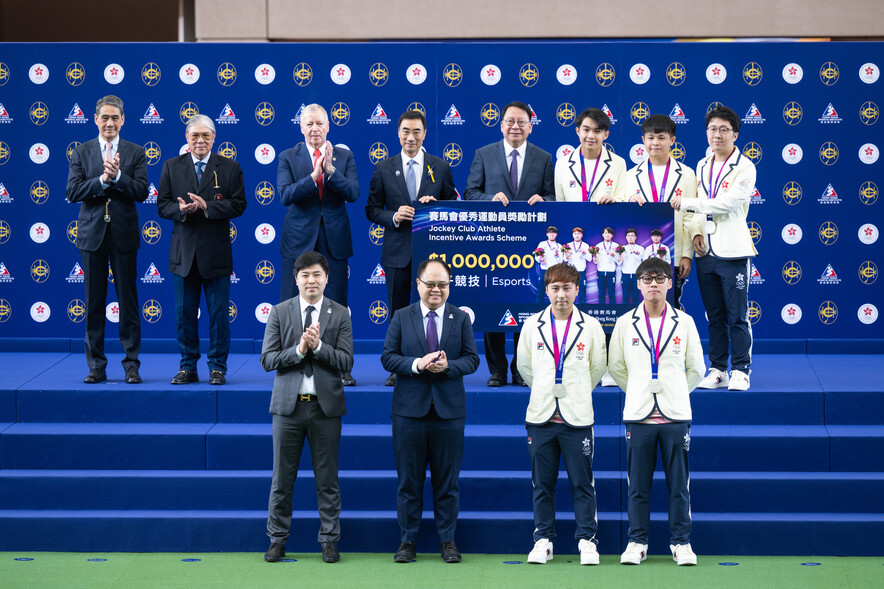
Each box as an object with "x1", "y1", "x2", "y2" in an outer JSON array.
[
  {"x1": 157, "y1": 114, "x2": 247, "y2": 385},
  {"x1": 278, "y1": 103, "x2": 359, "y2": 386},
  {"x1": 66, "y1": 95, "x2": 148, "y2": 385}
]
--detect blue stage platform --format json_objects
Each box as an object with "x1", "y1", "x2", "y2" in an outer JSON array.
[{"x1": 0, "y1": 352, "x2": 882, "y2": 556}]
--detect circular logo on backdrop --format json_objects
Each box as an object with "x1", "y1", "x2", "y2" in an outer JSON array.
[
  {"x1": 556, "y1": 145, "x2": 575, "y2": 160},
  {"x1": 629, "y1": 63, "x2": 650, "y2": 84},
  {"x1": 29, "y1": 102, "x2": 49, "y2": 125},
  {"x1": 819, "y1": 62, "x2": 839, "y2": 85},
  {"x1": 330, "y1": 63, "x2": 351, "y2": 85},
  {"x1": 217, "y1": 62, "x2": 237, "y2": 86},
  {"x1": 141, "y1": 142, "x2": 160, "y2": 166},
  {"x1": 368, "y1": 224, "x2": 384, "y2": 246},
  {"x1": 104, "y1": 63, "x2": 124, "y2": 84},
  {"x1": 31, "y1": 302, "x2": 50, "y2": 323},
  {"x1": 459, "y1": 306, "x2": 475, "y2": 324},
  {"x1": 30, "y1": 259, "x2": 49, "y2": 283},
  {"x1": 66, "y1": 220, "x2": 78, "y2": 244},
  {"x1": 0, "y1": 298, "x2": 10, "y2": 322},
  {"x1": 217, "y1": 142, "x2": 236, "y2": 160},
  {"x1": 66, "y1": 62, "x2": 86, "y2": 86},
  {"x1": 748, "y1": 301, "x2": 761, "y2": 324},
  {"x1": 369, "y1": 300, "x2": 389, "y2": 324},
  {"x1": 29, "y1": 143, "x2": 50, "y2": 164},
  {"x1": 783, "y1": 181, "x2": 802, "y2": 205},
  {"x1": 407, "y1": 102, "x2": 426, "y2": 117},
  {"x1": 480, "y1": 64, "x2": 501, "y2": 85},
  {"x1": 858, "y1": 304, "x2": 879, "y2": 325},
  {"x1": 819, "y1": 221, "x2": 839, "y2": 245},
  {"x1": 67, "y1": 299, "x2": 86, "y2": 323},
  {"x1": 255, "y1": 261, "x2": 275, "y2": 284},
  {"x1": 255, "y1": 181, "x2": 275, "y2": 205},
  {"x1": 0, "y1": 62, "x2": 10, "y2": 86},
  {"x1": 229, "y1": 222, "x2": 237, "y2": 243},
  {"x1": 254, "y1": 144, "x2": 275, "y2": 165},
  {"x1": 255, "y1": 302, "x2": 272, "y2": 324},
  {"x1": 330, "y1": 102, "x2": 350, "y2": 126},
  {"x1": 742, "y1": 142, "x2": 762, "y2": 164},
  {"x1": 293, "y1": 62, "x2": 313, "y2": 86},
  {"x1": 781, "y1": 303, "x2": 802, "y2": 324},
  {"x1": 783, "y1": 102, "x2": 803, "y2": 125},
  {"x1": 406, "y1": 63, "x2": 428, "y2": 85},
  {"x1": 142, "y1": 299, "x2": 162, "y2": 323},
  {"x1": 443, "y1": 63, "x2": 463, "y2": 87},
  {"x1": 782, "y1": 144, "x2": 803, "y2": 165},
  {"x1": 480, "y1": 103, "x2": 501, "y2": 127},
  {"x1": 142, "y1": 221, "x2": 161, "y2": 245},
  {"x1": 255, "y1": 64, "x2": 275, "y2": 85},
  {"x1": 595, "y1": 63, "x2": 615, "y2": 87},
  {"x1": 630, "y1": 102, "x2": 650, "y2": 126},
  {"x1": 859, "y1": 261, "x2": 878, "y2": 285},
  {"x1": 819, "y1": 142, "x2": 839, "y2": 165},
  {"x1": 858, "y1": 223, "x2": 879, "y2": 245},
  {"x1": 706, "y1": 63, "x2": 726, "y2": 84},
  {"x1": 859, "y1": 181, "x2": 878, "y2": 205},
  {"x1": 30, "y1": 181, "x2": 49, "y2": 205},
  {"x1": 368, "y1": 142, "x2": 388, "y2": 165},
  {"x1": 443, "y1": 143, "x2": 462, "y2": 167},
  {"x1": 519, "y1": 63, "x2": 540, "y2": 87},
  {"x1": 141, "y1": 62, "x2": 161, "y2": 86},
  {"x1": 629, "y1": 144, "x2": 645, "y2": 165},
  {"x1": 782, "y1": 261, "x2": 802, "y2": 284},
  {"x1": 818, "y1": 301, "x2": 838, "y2": 324},
  {"x1": 782, "y1": 224, "x2": 802, "y2": 245},
  {"x1": 255, "y1": 223, "x2": 275, "y2": 244},
  {"x1": 179, "y1": 64, "x2": 200, "y2": 84},
  {"x1": 556, "y1": 103, "x2": 576, "y2": 127},
  {"x1": 29, "y1": 63, "x2": 49, "y2": 84},
  {"x1": 742, "y1": 62, "x2": 763, "y2": 86},
  {"x1": 229, "y1": 300, "x2": 237, "y2": 323},
  {"x1": 66, "y1": 141, "x2": 81, "y2": 163},
  {"x1": 859, "y1": 101, "x2": 879, "y2": 125},
  {"x1": 30, "y1": 222, "x2": 49, "y2": 243},
  {"x1": 670, "y1": 142, "x2": 686, "y2": 162},
  {"x1": 179, "y1": 102, "x2": 199, "y2": 124},
  {"x1": 556, "y1": 64, "x2": 577, "y2": 85},
  {"x1": 666, "y1": 62, "x2": 686, "y2": 86},
  {"x1": 782, "y1": 63, "x2": 803, "y2": 84},
  {"x1": 859, "y1": 63, "x2": 879, "y2": 84},
  {"x1": 0, "y1": 141, "x2": 10, "y2": 165},
  {"x1": 859, "y1": 143, "x2": 879, "y2": 164},
  {"x1": 255, "y1": 102, "x2": 274, "y2": 126},
  {"x1": 368, "y1": 62, "x2": 388, "y2": 86},
  {"x1": 748, "y1": 222, "x2": 762, "y2": 244}
]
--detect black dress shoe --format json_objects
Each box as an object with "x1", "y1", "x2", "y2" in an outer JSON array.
[
  {"x1": 385, "y1": 372, "x2": 397, "y2": 386},
  {"x1": 512, "y1": 372, "x2": 527, "y2": 387},
  {"x1": 341, "y1": 372, "x2": 356, "y2": 386},
  {"x1": 83, "y1": 369, "x2": 106, "y2": 384},
  {"x1": 321, "y1": 541, "x2": 340, "y2": 563},
  {"x1": 487, "y1": 373, "x2": 506, "y2": 387},
  {"x1": 170, "y1": 369, "x2": 199, "y2": 385},
  {"x1": 209, "y1": 370, "x2": 226, "y2": 385},
  {"x1": 440, "y1": 541, "x2": 462, "y2": 563},
  {"x1": 124, "y1": 366, "x2": 142, "y2": 384},
  {"x1": 394, "y1": 541, "x2": 416, "y2": 563},
  {"x1": 264, "y1": 542, "x2": 285, "y2": 562}
]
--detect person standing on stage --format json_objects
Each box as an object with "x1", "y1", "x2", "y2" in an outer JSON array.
[
  {"x1": 565, "y1": 227, "x2": 591, "y2": 304},
  {"x1": 533, "y1": 226, "x2": 565, "y2": 303},
  {"x1": 619, "y1": 229, "x2": 644, "y2": 305},
  {"x1": 554, "y1": 108, "x2": 627, "y2": 204}
]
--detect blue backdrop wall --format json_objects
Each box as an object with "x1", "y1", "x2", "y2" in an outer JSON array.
[{"x1": 0, "y1": 41, "x2": 880, "y2": 344}]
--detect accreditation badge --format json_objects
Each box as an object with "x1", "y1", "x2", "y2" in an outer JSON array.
[
  {"x1": 704, "y1": 220, "x2": 717, "y2": 234},
  {"x1": 648, "y1": 379, "x2": 662, "y2": 393},
  {"x1": 552, "y1": 383, "x2": 567, "y2": 398}
]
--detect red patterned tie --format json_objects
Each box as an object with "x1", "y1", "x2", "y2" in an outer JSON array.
[{"x1": 314, "y1": 149, "x2": 323, "y2": 199}]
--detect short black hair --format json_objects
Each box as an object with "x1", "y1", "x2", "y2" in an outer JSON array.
[
  {"x1": 625, "y1": 227, "x2": 637, "y2": 236},
  {"x1": 602, "y1": 226, "x2": 614, "y2": 235},
  {"x1": 706, "y1": 106, "x2": 741, "y2": 133},
  {"x1": 575, "y1": 108, "x2": 611, "y2": 131},
  {"x1": 397, "y1": 110, "x2": 427, "y2": 130},
  {"x1": 502, "y1": 101, "x2": 532, "y2": 121},
  {"x1": 546, "y1": 226, "x2": 558, "y2": 234},
  {"x1": 417, "y1": 258, "x2": 451, "y2": 279},
  {"x1": 294, "y1": 251, "x2": 329, "y2": 276},
  {"x1": 641, "y1": 114, "x2": 676, "y2": 136},
  {"x1": 636, "y1": 257, "x2": 672, "y2": 280},
  {"x1": 650, "y1": 229, "x2": 663, "y2": 237}
]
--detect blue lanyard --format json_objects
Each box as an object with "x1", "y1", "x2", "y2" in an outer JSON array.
[
  {"x1": 643, "y1": 304, "x2": 667, "y2": 380},
  {"x1": 550, "y1": 310, "x2": 573, "y2": 384},
  {"x1": 580, "y1": 152, "x2": 601, "y2": 202},
  {"x1": 708, "y1": 149, "x2": 734, "y2": 199},
  {"x1": 648, "y1": 159, "x2": 671, "y2": 202}
]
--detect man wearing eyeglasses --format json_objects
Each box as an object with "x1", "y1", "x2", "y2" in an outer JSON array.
[
  {"x1": 157, "y1": 115, "x2": 246, "y2": 385},
  {"x1": 381, "y1": 258, "x2": 480, "y2": 564},
  {"x1": 366, "y1": 110, "x2": 458, "y2": 386},
  {"x1": 464, "y1": 101, "x2": 554, "y2": 388},
  {"x1": 674, "y1": 106, "x2": 757, "y2": 391}
]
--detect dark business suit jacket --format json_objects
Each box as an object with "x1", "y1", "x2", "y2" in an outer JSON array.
[
  {"x1": 365, "y1": 153, "x2": 457, "y2": 269},
  {"x1": 261, "y1": 297, "x2": 354, "y2": 418},
  {"x1": 277, "y1": 144, "x2": 359, "y2": 261},
  {"x1": 157, "y1": 152, "x2": 246, "y2": 279},
  {"x1": 65, "y1": 138, "x2": 148, "y2": 252},
  {"x1": 463, "y1": 140, "x2": 554, "y2": 202},
  {"x1": 381, "y1": 302, "x2": 480, "y2": 420}
]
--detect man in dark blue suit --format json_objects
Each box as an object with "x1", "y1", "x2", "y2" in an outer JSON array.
[
  {"x1": 366, "y1": 110, "x2": 458, "y2": 386},
  {"x1": 278, "y1": 103, "x2": 359, "y2": 386},
  {"x1": 381, "y1": 258, "x2": 480, "y2": 564},
  {"x1": 66, "y1": 95, "x2": 148, "y2": 384},
  {"x1": 464, "y1": 101, "x2": 554, "y2": 387}
]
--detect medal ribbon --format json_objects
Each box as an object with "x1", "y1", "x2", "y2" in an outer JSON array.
[
  {"x1": 708, "y1": 148, "x2": 735, "y2": 200},
  {"x1": 643, "y1": 303, "x2": 667, "y2": 381},
  {"x1": 580, "y1": 152, "x2": 602, "y2": 202},
  {"x1": 550, "y1": 309, "x2": 573, "y2": 384},
  {"x1": 648, "y1": 159, "x2": 671, "y2": 202}
]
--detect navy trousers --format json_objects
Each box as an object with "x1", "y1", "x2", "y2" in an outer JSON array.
[
  {"x1": 173, "y1": 265, "x2": 229, "y2": 373},
  {"x1": 695, "y1": 255, "x2": 752, "y2": 372},
  {"x1": 597, "y1": 271, "x2": 615, "y2": 304},
  {"x1": 280, "y1": 219, "x2": 349, "y2": 307},
  {"x1": 625, "y1": 422, "x2": 692, "y2": 545}
]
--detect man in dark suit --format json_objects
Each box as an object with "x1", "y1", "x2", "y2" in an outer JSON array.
[
  {"x1": 464, "y1": 101, "x2": 554, "y2": 387},
  {"x1": 366, "y1": 110, "x2": 458, "y2": 386},
  {"x1": 381, "y1": 258, "x2": 480, "y2": 564},
  {"x1": 261, "y1": 251, "x2": 354, "y2": 565},
  {"x1": 157, "y1": 115, "x2": 246, "y2": 386},
  {"x1": 65, "y1": 95, "x2": 148, "y2": 384}
]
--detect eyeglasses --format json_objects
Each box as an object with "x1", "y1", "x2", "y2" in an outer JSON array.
[
  {"x1": 640, "y1": 275, "x2": 668, "y2": 284},
  {"x1": 706, "y1": 126, "x2": 734, "y2": 135},
  {"x1": 503, "y1": 119, "x2": 529, "y2": 128},
  {"x1": 188, "y1": 133, "x2": 214, "y2": 141},
  {"x1": 418, "y1": 279, "x2": 449, "y2": 289},
  {"x1": 399, "y1": 129, "x2": 424, "y2": 137}
]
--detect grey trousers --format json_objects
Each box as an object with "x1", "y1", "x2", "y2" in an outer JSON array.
[{"x1": 267, "y1": 400, "x2": 342, "y2": 545}]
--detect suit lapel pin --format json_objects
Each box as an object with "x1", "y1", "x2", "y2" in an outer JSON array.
[
  {"x1": 395, "y1": 170, "x2": 400, "y2": 176},
  {"x1": 448, "y1": 314, "x2": 453, "y2": 319},
  {"x1": 327, "y1": 308, "x2": 332, "y2": 314}
]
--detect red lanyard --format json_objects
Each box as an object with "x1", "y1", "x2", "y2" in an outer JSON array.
[
  {"x1": 580, "y1": 152, "x2": 602, "y2": 202},
  {"x1": 648, "y1": 160, "x2": 671, "y2": 202},
  {"x1": 708, "y1": 149, "x2": 734, "y2": 199},
  {"x1": 550, "y1": 310, "x2": 573, "y2": 383},
  {"x1": 643, "y1": 304, "x2": 667, "y2": 379}
]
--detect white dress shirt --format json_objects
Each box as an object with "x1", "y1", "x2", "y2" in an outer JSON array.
[
  {"x1": 296, "y1": 295, "x2": 324, "y2": 395},
  {"x1": 411, "y1": 301, "x2": 444, "y2": 374}
]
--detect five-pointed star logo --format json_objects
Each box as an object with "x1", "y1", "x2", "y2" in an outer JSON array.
[
  {"x1": 261, "y1": 227, "x2": 270, "y2": 236},
  {"x1": 788, "y1": 227, "x2": 797, "y2": 236},
  {"x1": 712, "y1": 67, "x2": 721, "y2": 75},
  {"x1": 576, "y1": 342, "x2": 585, "y2": 351},
  {"x1": 675, "y1": 188, "x2": 682, "y2": 196},
  {"x1": 110, "y1": 67, "x2": 119, "y2": 76},
  {"x1": 866, "y1": 66, "x2": 875, "y2": 76},
  {"x1": 35, "y1": 67, "x2": 43, "y2": 75},
  {"x1": 412, "y1": 67, "x2": 422, "y2": 76},
  {"x1": 261, "y1": 148, "x2": 269, "y2": 156},
  {"x1": 186, "y1": 67, "x2": 194, "y2": 75},
  {"x1": 722, "y1": 181, "x2": 729, "y2": 189},
  {"x1": 636, "y1": 67, "x2": 645, "y2": 76},
  {"x1": 486, "y1": 68, "x2": 496, "y2": 77},
  {"x1": 36, "y1": 226, "x2": 44, "y2": 234},
  {"x1": 261, "y1": 68, "x2": 269, "y2": 76},
  {"x1": 636, "y1": 147, "x2": 645, "y2": 155},
  {"x1": 35, "y1": 147, "x2": 44, "y2": 155},
  {"x1": 111, "y1": 304, "x2": 119, "y2": 313},
  {"x1": 865, "y1": 147, "x2": 874, "y2": 155},
  {"x1": 865, "y1": 227, "x2": 874, "y2": 236},
  {"x1": 337, "y1": 67, "x2": 345, "y2": 76},
  {"x1": 562, "y1": 148, "x2": 572, "y2": 157},
  {"x1": 37, "y1": 305, "x2": 45, "y2": 313},
  {"x1": 261, "y1": 305, "x2": 270, "y2": 315},
  {"x1": 789, "y1": 67, "x2": 797, "y2": 75},
  {"x1": 788, "y1": 147, "x2": 797, "y2": 156},
  {"x1": 864, "y1": 307, "x2": 873, "y2": 316},
  {"x1": 606, "y1": 178, "x2": 613, "y2": 186},
  {"x1": 673, "y1": 336, "x2": 681, "y2": 345},
  {"x1": 563, "y1": 68, "x2": 571, "y2": 76}
]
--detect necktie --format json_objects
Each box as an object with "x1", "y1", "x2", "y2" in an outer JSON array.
[
  {"x1": 195, "y1": 161, "x2": 205, "y2": 182},
  {"x1": 314, "y1": 149, "x2": 324, "y2": 199},
  {"x1": 303, "y1": 305, "x2": 315, "y2": 377},
  {"x1": 509, "y1": 150, "x2": 519, "y2": 196},
  {"x1": 426, "y1": 310, "x2": 438, "y2": 353},
  {"x1": 406, "y1": 159, "x2": 418, "y2": 201},
  {"x1": 104, "y1": 142, "x2": 113, "y2": 163}
]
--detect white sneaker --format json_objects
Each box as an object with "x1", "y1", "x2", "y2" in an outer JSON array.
[
  {"x1": 527, "y1": 538, "x2": 553, "y2": 564},
  {"x1": 671, "y1": 543, "x2": 697, "y2": 565},
  {"x1": 697, "y1": 368, "x2": 729, "y2": 389},
  {"x1": 600, "y1": 370, "x2": 616, "y2": 387},
  {"x1": 578, "y1": 539, "x2": 599, "y2": 565},
  {"x1": 620, "y1": 541, "x2": 647, "y2": 565},
  {"x1": 728, "y1": 370, "x2": 750, "y2": 391}
]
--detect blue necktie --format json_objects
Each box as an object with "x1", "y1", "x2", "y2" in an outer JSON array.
[{"x1": 195, "y1": 161, "x2": 205, "y2": 182}]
